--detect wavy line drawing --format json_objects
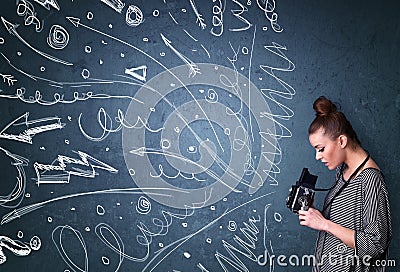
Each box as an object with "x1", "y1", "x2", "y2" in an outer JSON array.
[
  {"x1": 129, "y1": 146, "x2": 244, "y2": 193},
  {"x1": 230, "y1": 0, "x2": 253, "y2": 32},
  {"x1": 92, "y1": 202, "x2": 200, "y2": 267},
  {"x1": 210, "y1": 0, "x2": 225, "y2": 37},
  {"x1": 0, "y1": 87, "x2": 143, "y2": 106},
  {"x1": 77, "y1": 107, "x2": 164, "y2": 143},
  {"x1": 66, "y1": 16, "x2": 225, "y2": 153},
  {"x1": 0, "y1": 52, "x2": 145, "y2": 105},
  {"x1": 215, "y1": 214, "x2": 261, "y2": 271},
  {"x1": 52, "y1": 225, "x2": 89, "y2": 272},
  {"x1": 17, "y1": 0, "x2": 44, "y2": 32},
  {"x1": 95, "y1": 223, "x2": 125, "y2": 269},
  {"x1": 1, "y1": 17, "x2": 73, "y2": 65},
  {"x1": 142, "y1": 192, "x2": 274, "y2": 272},
  {"x1": 256, "y1": 0, "x2": 283, "y2": 33}
]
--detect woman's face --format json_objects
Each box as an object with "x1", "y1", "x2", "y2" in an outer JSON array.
[{"x1": 309, "y1": 128, "x2": 345, "y2": 170}]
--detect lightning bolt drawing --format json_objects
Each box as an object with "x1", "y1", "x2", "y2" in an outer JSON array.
[{"x1": 34, "y1": 150, "x2": 118, "y2": 185}]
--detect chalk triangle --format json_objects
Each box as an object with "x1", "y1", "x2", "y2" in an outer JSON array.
[{"x1": 125, "y1": 65, "x2": 147, "y2": 82}]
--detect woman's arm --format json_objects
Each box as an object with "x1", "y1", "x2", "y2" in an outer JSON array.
[{"x1": 298, "y1": 208, "x2": 355, "y2": 249}]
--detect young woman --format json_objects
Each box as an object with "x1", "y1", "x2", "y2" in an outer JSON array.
[{"x1": 298, "y1": 96, "x2": 392, "y2": 271}]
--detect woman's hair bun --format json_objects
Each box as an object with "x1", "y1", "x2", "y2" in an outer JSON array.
[{"x1": 313, "y1": 96, "x2": 337, "y2": 116}]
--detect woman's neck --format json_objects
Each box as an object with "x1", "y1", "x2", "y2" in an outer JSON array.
[{"x1": 343, "y1": 147, "x2": 369, "y2": 180}]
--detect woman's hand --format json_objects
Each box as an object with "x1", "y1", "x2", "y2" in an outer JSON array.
[
  {"x1": 298, "y1": 207, "x2": 356, "y2": 249},
  {"x1": 298, "y1": 207, "x2": 329, "y2": 232}
]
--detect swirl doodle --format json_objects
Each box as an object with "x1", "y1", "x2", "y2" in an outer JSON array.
[
  {"x1": 29, "y1": 236, "x2": 41, "y2": 251},
  {"x1": 227, "y1": 220, "x2": 237, "y2": 231},
  {"x1": 47, "y1": 24, "x2": 70, "y2": 50},
  {"x1": 136, "y1": 196, "x2": 152, "y2": 215}
]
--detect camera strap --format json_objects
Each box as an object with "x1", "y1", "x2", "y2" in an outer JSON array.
[
  {"x1": 321, "y1": 152, "x2": 370, "y2": 214},
  {"x1": 313, "y1": 163, "x2": 345, "y2": 192}
]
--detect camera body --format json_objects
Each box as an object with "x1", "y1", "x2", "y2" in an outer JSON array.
[{"x1": 286, "y1": 168, "x2": 318, "y2": 213}]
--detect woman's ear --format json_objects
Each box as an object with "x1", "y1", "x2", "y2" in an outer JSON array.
[{"x1": 338, "y1": 135, "x2": 348, "y2": 148}]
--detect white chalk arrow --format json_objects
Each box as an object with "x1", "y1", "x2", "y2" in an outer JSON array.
[
  {"x1": 33, "y1": 0, "x2": 60, "y2": 11},
  {"x1": 100, "y1": 0, "x2": 125, "y2": 14},
  {"x1": 160, "y1": 33, "x2": 200, "y2": 77},
  {"x1": 0, "y1": 112, "x2": 65, "y2": 144}
]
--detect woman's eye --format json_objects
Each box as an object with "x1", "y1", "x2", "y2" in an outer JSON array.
[{"x1": 318, "y1": 147, "x2": 325, "y2": 152}]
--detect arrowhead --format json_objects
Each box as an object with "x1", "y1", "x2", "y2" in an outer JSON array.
[
  {"x1": 46, "y1": 0, "x2": 60, "y2": 11},
  {"x1": 66, "y1": 16, "x2": 80, "y2": 27},
  {"x1": 160, "y1": 33, "x2": 171, "y2": 45},
  {"x1": 1, "y1": 16, "x2": 18, "y2": 35},
  {"x1": 129, "y1": 147, "x2": 145, "y2": 156},
  {"x1": 33, "y1": 0, "x2": 60, "y2": 10}
]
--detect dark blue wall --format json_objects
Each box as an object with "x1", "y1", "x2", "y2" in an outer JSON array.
[{"x1": 0, "y1": 0, "x2": 398, "y2": 271}]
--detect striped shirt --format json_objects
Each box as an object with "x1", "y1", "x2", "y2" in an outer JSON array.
[{"x1": 313, "y1": 167, "x2": 392, "y2": 272}]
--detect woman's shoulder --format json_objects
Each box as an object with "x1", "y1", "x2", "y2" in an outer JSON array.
[
  {"x1": 360, "y1": 167, "x2": 383, "y2": 178},
  {"x1": 358, "y1": 157, "x2": 383, "y2": 181},
  {"x1": 358, "y1": 167, "x2": 386, "y2": 191}
]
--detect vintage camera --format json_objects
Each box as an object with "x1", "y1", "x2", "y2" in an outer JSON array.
[{"x1": 286, "y1": 168, "x2": 318, "y2": 213}]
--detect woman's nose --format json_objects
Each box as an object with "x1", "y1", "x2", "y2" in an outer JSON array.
[{"x1": 315, "y1": 151, "x2": 322, "y2": 161}]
